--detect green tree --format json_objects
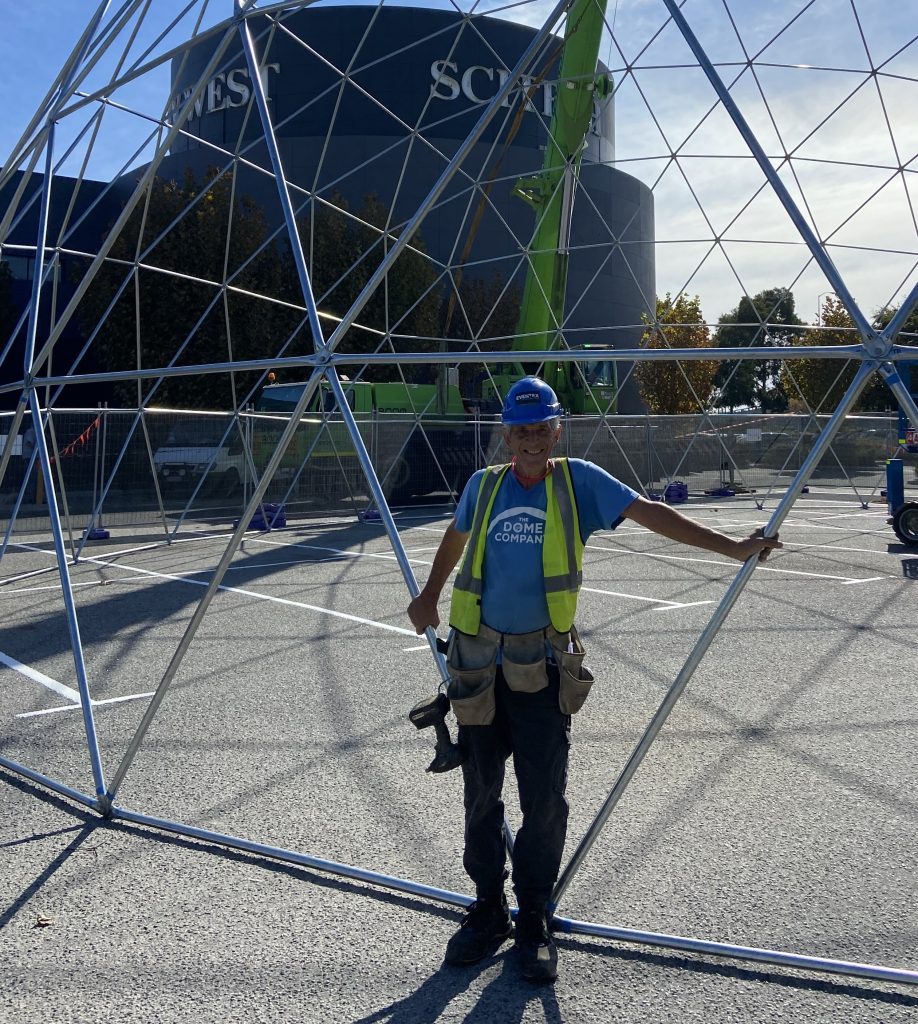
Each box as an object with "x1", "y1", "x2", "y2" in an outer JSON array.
[
  {"x1": 299, "y1": 192, "x2": 442, "y2": 383},
  {"x1": 871, "y1": 302, "x2": 918, "y2": 411},
  {"x1": 713, "y1": 287, "x2": 804, "y2": 411},
  {"x1": 450, "y1": 272, "x2": 522, "y2": 397},
  {"x1": 784, "y1": 298, "x2": 917, "y2": 413},
  {"x1": 874, "y1": 301, "x2": 918, "y2": 340},
  {"x1": 454, "y1": 272, "x2": 521, "y2": 344},
  {"x1": 78, "y1": 168, "x2": 303, "y2": 408},
  {"x1": 636, "y1": 293, "x2": 717, "y2": 414},
  {"x1": 781, "y1": 297, "x2": 859, "y2": 412}
]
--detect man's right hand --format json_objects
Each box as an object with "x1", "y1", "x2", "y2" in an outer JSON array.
[{"x1": 407, "y1": 591, "x2": 440, "y2": 634}]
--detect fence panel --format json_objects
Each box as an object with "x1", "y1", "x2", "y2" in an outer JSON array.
[{"x1": 1, "y1": 409, "x2": 913, "y2": 538}]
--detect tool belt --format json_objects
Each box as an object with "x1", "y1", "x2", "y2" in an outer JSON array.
[{"x1": 446, "y1": 622, "x2": 594, "y2": 725}]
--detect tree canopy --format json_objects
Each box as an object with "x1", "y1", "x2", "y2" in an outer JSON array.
[
  {"x1": 712, "y1": 287, "x2": 804, "y2": 411},
  {"x1": 781, "y1": 296, "x2": 914, "y2": 413},
  {"x1": 78, "y1": 172, "x2": 443, "y2": 406},
  {"x1": 635, "y1": 293, "x2": 718, "y2": 414},
  {"x1": 299, "y1": 191, "x2": 441, "y2": 383},
  {"x1": 77, "y1": 168, "x2": 303, "y2": 408}
]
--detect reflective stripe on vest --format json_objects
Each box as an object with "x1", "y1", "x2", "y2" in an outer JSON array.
[
  {"x1": 450, "y1": 465, "x2": 510, "y2": 633},
  {"x1": 449, "y1": 458, "x2": 583, "y2": 635}
]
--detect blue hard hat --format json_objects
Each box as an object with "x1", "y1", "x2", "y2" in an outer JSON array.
[{"x1": 501, "y1": 376, "x2": 562, "y2": 425}]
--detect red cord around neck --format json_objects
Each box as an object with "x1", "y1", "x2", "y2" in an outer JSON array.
[{"x1": 511, "y1": 458, "x2": 553, "y2": 487}]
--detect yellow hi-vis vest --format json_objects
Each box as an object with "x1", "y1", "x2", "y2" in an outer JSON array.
[{"x1": 449, "y1": 458, "x2": 584, "y2": 635}]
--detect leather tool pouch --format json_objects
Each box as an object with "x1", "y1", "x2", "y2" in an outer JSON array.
[
  {"x1": 446, "y1": 630, "x2": 498, "y2": 726},
  {"x1": 549, "y1": 624, "x2": 594, "y2": 715}
]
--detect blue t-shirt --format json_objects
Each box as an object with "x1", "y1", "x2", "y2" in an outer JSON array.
[{"x1": 453, "y1": 459, "x2": 639, "y2": 633}]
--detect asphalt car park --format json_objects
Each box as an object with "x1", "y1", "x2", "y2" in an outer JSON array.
[{"x1": 1, "y1": 495, "x2": 916, "y2": 1023}]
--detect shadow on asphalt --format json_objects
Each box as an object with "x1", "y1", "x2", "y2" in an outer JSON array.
[
  {"x1": 4, "y1": 767, "x2": 916, "y2": 1012},
  {"x1": 565, "y1": 936, "x2": 918, "y2": 1010},
  {"x1": 0, "y1": 513, "x2": 445, "y2": 673}
]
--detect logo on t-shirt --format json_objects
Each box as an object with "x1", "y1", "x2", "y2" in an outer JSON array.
[{"x1": 488, "y1": 506, "x2": 545, "y2": 544}]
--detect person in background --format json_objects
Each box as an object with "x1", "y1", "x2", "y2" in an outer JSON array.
[{"x1": 20, "y1": 422, "x2": 38, "y2": 505}]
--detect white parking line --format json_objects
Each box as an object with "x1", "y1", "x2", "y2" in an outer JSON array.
[
  {"x1": 580, "y1": 586, "x2": 713, "y2": 611},
  {"x1": 586, "y1": 542, "x2": 888, "y2": 583},
  {"x1": 250, "y1": 536, "x2": 413, "y2": 564},
  {"x1": 0, "y1": 648, "x2": 153, "y2": 719},
  {"x1": 781, "y1": 541, "x2": 898, "y2": 557},
  {"x1": 781, "y1": 519, "x2": 891, "y2": 535},
  {"x1": 16, "y1": 691, "x2": 154, "y2": 718},
  {"x1": 75, "y1": 553, "x2": 419, "y2": 636},
  {"x1": 0, "y1": 577, "x2": 140, "y2": 594},
  {"x1": 0, "y1": 650, "x2": 80, "y2": 703}
]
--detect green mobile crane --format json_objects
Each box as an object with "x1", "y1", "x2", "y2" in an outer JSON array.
[
  {"x1": 479, "y1": 0, "x2": 618, "y2": 416},
  {"x1": 258, "y1": 2, "x2": 617, "y2": 499}
]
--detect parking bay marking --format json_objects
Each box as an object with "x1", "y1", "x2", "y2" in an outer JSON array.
[
  {"x1": 17, "y1": 691, "x2": 156, "y2": 719},
  {"x1": 16, "y1": 537, "x2": 882, "y2": 680},
  {"x1": 10, "y1": 548, "x2": 420, "y2": 708},
  {"x1": 75, "y1": 553, "x2": 419, "y2": 636},
  {"x1": 588, "y1": 543, "x2": 888, "y2": 584},
  {"x1": 1, "y1": 649, "x2": 153, "y2": 719}
]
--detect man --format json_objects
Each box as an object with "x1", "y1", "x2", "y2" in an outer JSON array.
[{"x1": 407, "y1": 376, "x2": 780, "y2": 984}]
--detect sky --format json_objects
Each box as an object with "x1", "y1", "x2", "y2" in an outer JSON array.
[{"x1": 1, "y1": 0, "x2": 915, "y2": 329}]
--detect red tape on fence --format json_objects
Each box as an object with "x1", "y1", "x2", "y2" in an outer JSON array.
[{"x1": 50, "y1": 416, "x2": 100, "y2": 464}]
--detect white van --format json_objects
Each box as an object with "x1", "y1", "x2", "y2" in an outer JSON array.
[{"x1": 153, "y1": 419, "x2": 245, "y2": 497}]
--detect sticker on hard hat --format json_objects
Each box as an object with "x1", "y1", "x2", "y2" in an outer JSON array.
[{"x1": 516, "y1": 392, "x2": 540, "y2": 403}]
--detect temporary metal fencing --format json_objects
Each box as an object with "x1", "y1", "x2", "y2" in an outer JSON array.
[{"x1": 1, "y1": 407, "x2": 911, "y2": 539}]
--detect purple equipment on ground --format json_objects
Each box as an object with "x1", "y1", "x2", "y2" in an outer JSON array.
[
  {"x1": 234, "y1": 503, "x2": 286, "y2": 531},
  {"x1": 664, "y1": 481, "x2": 688, "y2": 504}
]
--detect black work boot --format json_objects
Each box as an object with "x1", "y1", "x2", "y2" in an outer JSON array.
[
  {"x1": 514, "y1": 907, "x2": 558, "y2": 984},
  {"x1": 444, "y1": 894, "x2": 513, "y2": 965}
]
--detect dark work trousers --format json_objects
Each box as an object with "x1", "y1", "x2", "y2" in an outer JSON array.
[{"x1": 457, "y1": 662, "x2": 571, "y2": 911}]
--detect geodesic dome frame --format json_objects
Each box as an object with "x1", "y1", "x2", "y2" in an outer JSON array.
[{"x1": 1, "y1": 0, "x2": 916, "y2": 988}]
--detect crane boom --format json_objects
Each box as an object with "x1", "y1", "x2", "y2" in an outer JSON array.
[{"x1": 501, "y1": 0, "x2": 615, "y2": 414}]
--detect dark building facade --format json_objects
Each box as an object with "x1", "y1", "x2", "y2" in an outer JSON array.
[
  {"x1": 0, "y1": 172, "x2": 117, "y2": 409},
  {"x1": 3, "y1": 5, "x2": 654, "y2": 412},
  {"x1": 159, "y1": 5, "x2": 655, "y2": 411}
]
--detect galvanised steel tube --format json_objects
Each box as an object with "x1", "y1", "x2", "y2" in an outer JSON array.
[
  {"x1": 550, "y1": 361, "x2": 876, "y2": 911},
  {"x1": 110, "y1": 803, "x2": 474, "y2": 908},
  {"x1": 0, "y1": 402, "x2": 28, "y2": 512},
  {"x1": 138, "y1": 408, "x2": 172, "y2": 542},
  {"x1": 5, "y1": 756, "x2": 913, "y2": 986},
  {"x1": 8, "y1": 344, "x2": 890, "y2": 393},
  {"x1": 326, "y1": 369, "x2": 516, "y2": 855},
  {"x1": 882, "y1": 281, "x2": 918, "y2": 343},
  {"x1": 16, "y1": 124, "x2": 108, "y2": 798},
  {"x1": 331, "y1": 345, "x2": 876, "y2": 363},
  {"x1": 0, "y1": 756, "x2": 99, "y2": 812},
  {"x1": 25, "y1": 392, "x2": 109, "y2": 800},
  {"x1": 236, "y1": 2, "x2": 326, "y2": 352},
  {"x1": 554, "y1": 916, "x2": 918, "y2": 987},
  {"x1": 879, "y1": 363, "x2": 918, "y2": 427},
  {"x1": 103, "y1": 368, "x2": 327, "y2": 807},
  {"x1": 661, "y1": 0, "x2": 873, "y2": 342},
  {"x1": 0, "y1": 0, "x2": 113, "y2": 196},
  {"x1": 51, "y1": 0, "x2": 329, "y2": 128},
  {"x1": 1, "y1": 441, "x2": 38, "y2": 561},
  {"x1": 24, "y1": 25, "x2": 241, "y2": 382},
  {"x1": 326, "y1": 369, "x2": 447, "y2": 681},
  {"x1": 321, "y1": 0, "x2": 577, "y2": 356},
  {"x1": 167, "y1": 414, "x2": 266, "y2": 541}
]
